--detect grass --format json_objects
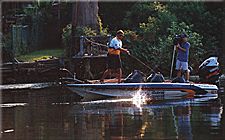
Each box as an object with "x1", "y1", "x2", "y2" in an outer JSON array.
[{"x1": 17, "y1": 49, "x2": 64, "y2": 62}]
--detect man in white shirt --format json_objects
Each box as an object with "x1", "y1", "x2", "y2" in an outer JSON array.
[{"x1": 100, "y1": 30, "x2": 130, "y2": 83}]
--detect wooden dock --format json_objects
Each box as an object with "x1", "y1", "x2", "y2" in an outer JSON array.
[{"x1": 1, "y1": 58, "x2": 61, "y2": 84}]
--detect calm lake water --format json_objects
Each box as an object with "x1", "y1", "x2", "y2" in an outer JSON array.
[{"x1": 1, "y1": 85, "x2": 225, "y2": 140}]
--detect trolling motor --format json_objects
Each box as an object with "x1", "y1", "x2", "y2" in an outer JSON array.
[{"x1": 198, "y1": 57, "x2": 221, "y2": 84}]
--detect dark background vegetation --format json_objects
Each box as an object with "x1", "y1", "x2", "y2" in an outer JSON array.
[
  {"x1": 99, "y1": 2, "x2": 225, "y2": 75},
  {"x1": 2, "y1": 1, "x2": 225, "y2": 76}
]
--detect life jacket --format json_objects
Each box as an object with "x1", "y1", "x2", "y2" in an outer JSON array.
[
  {"x1": 108, "y1": 48, "x2": 121, "y2": 55},
  {"x1": 108, "y1": 37, "x2": 122, "y2": 55}
]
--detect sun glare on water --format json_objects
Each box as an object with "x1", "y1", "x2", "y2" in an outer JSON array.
[{"x1": 132, "y1": 88, "x2": 150, "y2": 108}]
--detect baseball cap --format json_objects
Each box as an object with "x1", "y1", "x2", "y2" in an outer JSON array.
[
  {"x1": 117, "y1": 30, "x2": 124, "y2": 36},
  {"x1": 180, "y1": 33, "x2": 188, "y2": 38}
]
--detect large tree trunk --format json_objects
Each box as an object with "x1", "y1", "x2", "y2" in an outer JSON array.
[
  {"x1": 222, "y1": 1, "x2": 225, "y2": 72},
  {"x1": 69, "y1": 1, "x2": 99, "y2": 74},
  {"x1": 72, "y1": 1, "x2": 99, "y2": 29},
  {"x1": 71, "y1": 1, "x2": 99, "y2": 56}
]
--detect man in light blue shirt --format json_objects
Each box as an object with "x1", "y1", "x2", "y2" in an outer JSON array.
[
  {"x1": 175, "y1": 33, "x2": 191, "y2": 82},
  {"x1": 100, "y1": 30, "x2": 130, "y2": 83}
]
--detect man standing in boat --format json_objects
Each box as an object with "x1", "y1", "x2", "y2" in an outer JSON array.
[
  {"x1": 100, "y1": 30, "x2": 130, "y2": 83},
  {"x1": 175, "y1": 33, "x2": 191, "y2": 82}
]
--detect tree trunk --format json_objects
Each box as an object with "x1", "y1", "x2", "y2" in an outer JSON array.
[
  {"x1": 71, "y1": 1, "x2": 99, "y2": 55},
  {"x1": 72, "y1": 1, "x2": 99, "y2": 29},
  {"x1": 222, "y1": 1, "x2": 225, "y2": 72},
  {"x1": 70, "y1": 1, "x2": 99, "y2": 73}
]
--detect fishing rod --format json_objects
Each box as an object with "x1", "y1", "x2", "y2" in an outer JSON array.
[
  {"x1": 129, "y1": 54, "x2": 155, "y2": 73},
  {"x1": 85, "y1": 37, "x2": 155, "y2": 73},
  {"x1": 170, "y1": 45, "x2": 176, "y2": 79}
]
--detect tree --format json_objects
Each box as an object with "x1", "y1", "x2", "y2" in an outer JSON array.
[
  {"x1": 71, "y1": 1, "x2": 99, "y2": 55},
  {"x1": 72, "y1": 1, "x2": 99, "y2": 29},
  {"x1": 120, "y1": 2, "x2": 204, "y2": 75}
]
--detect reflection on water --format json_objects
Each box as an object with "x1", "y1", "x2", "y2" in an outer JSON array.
[
  {"x1": 1, "y1": 87, "x2": 225, "y2": 140},
  {"x1": 131, "y1": 88, "x2": 148, "y2": 109}
]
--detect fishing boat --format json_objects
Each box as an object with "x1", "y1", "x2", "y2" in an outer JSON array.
[
  {"x1": 64, "y1": 57, "x2": 220, "y2": 101},
  {"x1": 66, "y1": 82, "x2": 218, "y2": 101}
]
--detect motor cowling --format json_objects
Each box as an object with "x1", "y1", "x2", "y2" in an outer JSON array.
[{"x1": 198, "y1": 57, "x2": 221, "y2": 84}]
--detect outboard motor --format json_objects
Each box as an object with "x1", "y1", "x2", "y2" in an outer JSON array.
[
  {"x1": 124, "y1": 70, "x2": 146, "y2": 83},
  {"x1": 198, "y1": 57, "x2": 221, "y2": 84}
]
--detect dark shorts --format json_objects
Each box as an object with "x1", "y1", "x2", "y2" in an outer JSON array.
[{"x1": 107, "y1": 54, "x2": 122, "y2": 69}]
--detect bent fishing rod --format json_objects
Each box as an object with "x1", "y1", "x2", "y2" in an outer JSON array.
[
  {"x1": 128, "y1": 54, "x2": 155, "y2": 73},
  {"x1": 85, "y1": 37, "x2": 155, "y2": 73}
]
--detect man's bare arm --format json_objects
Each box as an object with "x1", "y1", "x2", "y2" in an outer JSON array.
[{"x1": 176, "y1": 45, "x2": 186, "y2": 52}]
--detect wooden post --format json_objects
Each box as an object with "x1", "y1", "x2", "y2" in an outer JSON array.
[
  {"x1": 83, "y1": 58, "x2": 94, "y2": 80},
  {"x1": 79, "y1": 36, "x2": 84, "y2": 56}
]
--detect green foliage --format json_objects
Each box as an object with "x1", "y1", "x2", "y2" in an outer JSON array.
[
  {"x1": 62, "y1": 18, "x2": 108, "y2": 48},
  {"x1": 122, "y1": 2, "x2": 156, "y2": 29},
  {"x1": 167, "y1": 22, "x2": 204, "y2": 69},
  {"x1": 22, "y1": 1, "x2": 72, "y2": 51},
  {"x1": 62, "y1": 24, "x2": 72, "y2": 48},
  {"x1": 65, "y1": 1, "x2": 225, "y2": 75},
  {"x1": 138, "y1": 5, "x2": 177, "y2": 43},
  {"x1": 157, "y1": 11, "x2": 177, "y2": 36},
  {"x1": 62, "y1": 25, "x2": 98, "y2": 48},
  {"x1": 98, "y1": 16, "x2": 108, "y2": 36},
  {"x1": 167, "y1": 2, "x2": 225, "y2": 50},
  {"x1": 139, "y1": 16, "x2": 158, "y2": 41},
  {"x1": 124, "y1": 30, "x2": 138, "y2": 44},
  {"x1": 122, "y1": 2, "x2": 204, "y2": 75},
  {"x1": 61, "y1": 12, "x2": 109, "y2": 47},
  {"x1": 101, "y1": 1, "x2": 225, "y2": 75},
  {"x1": 75, "y1": 27, "x2": 97, "y2": 36}
]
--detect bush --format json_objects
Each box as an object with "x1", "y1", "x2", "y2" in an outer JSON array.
[
  {"x1": 62, "y1": 24, "x2": 72, "y2": 48},
  {"x1": 123, "y1": 20, "x2": 203, "y2": 76},
  {"x1": 118, "y1": 2, "x2": 207, "y2": 76}
]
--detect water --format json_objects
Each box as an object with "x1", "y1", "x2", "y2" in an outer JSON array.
[{"x1": 1, "y1": 86, "x2": 225, "y2": 140}]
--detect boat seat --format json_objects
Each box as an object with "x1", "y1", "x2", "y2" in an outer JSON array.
[
  {"x1": 149, "y1": 73, "x2": 165, "y2": 83},
  {"x1": 172, "y1": 77, "x2": 186, "y2": 83}
]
